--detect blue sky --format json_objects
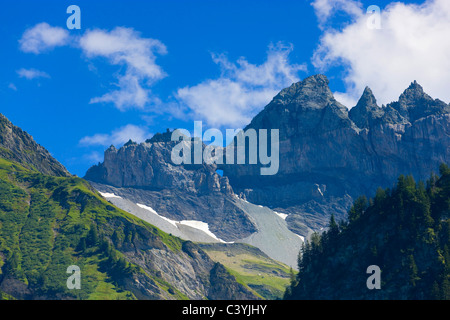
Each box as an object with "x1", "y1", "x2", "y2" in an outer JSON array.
[{"x1": 0, "y1": 0, "x2": 442, "y2": 176}]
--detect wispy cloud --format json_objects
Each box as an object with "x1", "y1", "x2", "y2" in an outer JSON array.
[
  {"x1": 79, "y1": 27, "x2": 167, "y2": 110},
  {"x1": 19, "y1": 24, "x2": 167, "y2": 111},
  {"x1": 17, "y1": 68, "x2": 50, "y2": 80},
  {"x1": 79, "y1": 124, "x2": 151, "y2": 147},
  {"x1": 312, "y1": 0, "x2": 363, "y2": 29},
  {"x1": 19, "y1": 22, "x2": 69, "y2": 54},
  {"x1": 8, "y1": 83, "x2": 17, "y2": 91},
  {"x1": 312, "y1": 0, "x2": 450, "y2": 107},
  {"x1": 176, "y1": 43, "x2": 307, "y2": 127}
]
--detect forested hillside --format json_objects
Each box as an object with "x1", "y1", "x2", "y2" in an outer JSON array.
[{"x1": 285, "y1": 164, "x2": 450, "y2": 300}]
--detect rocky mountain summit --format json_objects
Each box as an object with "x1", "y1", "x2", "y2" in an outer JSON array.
[
  {"x1": 85, "y1": 130, "x2": 233, "y2": 194},
  {"x1": 348, "y1": 87, "x2": 384, "y2": 128}
]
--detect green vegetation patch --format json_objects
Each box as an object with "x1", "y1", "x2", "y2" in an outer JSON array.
[{"x1": 200, "y1": 243, "x2": 292, "y2": 299}]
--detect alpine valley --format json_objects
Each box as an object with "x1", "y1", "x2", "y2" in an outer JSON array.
[{"x1": 0, "y1": 75, "x2": 449, "y2": 300}]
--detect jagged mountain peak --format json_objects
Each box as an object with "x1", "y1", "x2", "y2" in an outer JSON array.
[
  {"x1": 407, "y1": 80, "x2": 422, "y2": 91},
  {"x1": 106, "y1": 144, "x2": 117, "y2": 152},
  {"x1": 255, "y1": 76, "x2": 446, "y2": 132},
  {"x1": 273, "y1": 74, "x2": 334, "y2": 107},
  {"x1": 391, "y1": 81, "x2": 450, "y2": 122},
  {"x1": 349, "y1": 81, "x2": 450, "y2": 128},
  {"x1": 349, "y1": 86, "x2": 383, "y2": 129},
  {"x1": 360, "y1": 86, "x2": 377, "y2": 103},
  {"x1": 302, "y1": 74, "x2": 330, "y2": 86},
  {"x1": 399, "y1": 80, "x2": 429, "y2": 104},
  {"x1": 124, "y1": 139, "x2": 138, "y2": 147},
  {"x1": 246, "y1": 74, "x2": 351, "y2": 136}
]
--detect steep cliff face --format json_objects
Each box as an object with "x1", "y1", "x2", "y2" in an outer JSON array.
[
  {"x1": 222, "y1": 75, "x2": 450, "y2": 233},
  {"x1": 85, "y1": 132, "x2": 232, "y2": 194},
  {"x1": 0, "y1": 114, "x2": 70, "y2": 177}
]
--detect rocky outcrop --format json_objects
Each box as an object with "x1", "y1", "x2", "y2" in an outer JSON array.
[
  {"x1": 348, "y1": 86, "x2": 383, "y2": 129},
  {"x1": 85, "y1": 132, "x2": 257, "y2": 241},
  {"x1": 85, "y1": 131, "x2": 232, "y2": 194},
  {"x1": 0, "y1": 113, "x2": 70, "y2": 177},
  {"x1": 208, "y1": 263, "x2": 258, "y2": 300}
]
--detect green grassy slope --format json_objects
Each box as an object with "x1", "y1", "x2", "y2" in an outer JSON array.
[
  {"x1": 0, "y1": 157, "x2": 189, "y2": 299},
  {"x1": 200, "y1": 243, "x2": 292, "y2": 299}
]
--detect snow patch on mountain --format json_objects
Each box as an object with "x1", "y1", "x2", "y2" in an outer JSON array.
[
  {"x1": 99, "y1": 192, "x2": 122, "y2": 199},
  {"x1": 137, "y1": 203, "x2": 178, "y2": 227},
  {"x1": 137, "y1": 203, "x2": 231, "y2": 243},
  {"x1": 274, "y1": 211, "x2": 288, "y2": 220},
  {"x1": 178, "y1": 220, "x2": 232, "y2": 243}
]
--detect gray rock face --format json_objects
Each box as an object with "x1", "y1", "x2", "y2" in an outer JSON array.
[
  {"x1": 0, "y1": 113, "x2": 70, "y2": 177},
  {"x1": 349, "y1": 87, "x2": 383, "y2": 129},
  {"x1": 223, "y1": 75, "x2": 450, "y2": 232},
  {"x1": 85, "y1": 132, "x2": 232, "y2": 194},
  {"x1": 122, "y1": 244, "x2": 256, "y2": 300},
  {"x1": 208, "y1": 262, "x2": 259, "y2": 300},
  {"x1": 393, "y1": 80, "x2": 450, "y2": 122}
]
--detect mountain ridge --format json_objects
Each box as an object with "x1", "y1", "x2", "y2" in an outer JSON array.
[{"x1": 0, "y1": 114, "x2": 70, "y2": 177}]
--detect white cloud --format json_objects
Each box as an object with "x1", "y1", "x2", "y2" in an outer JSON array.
[
  {"x1": 312, "y1": 0, "x2": 450, "y2": 107},
  {"x1": 79, "y1": 27, "x2": 167, "y2": 110},
  {"x1": 89, "y1": 73, "x2": 151, "y2": 108},
  {"x1": 19, "y1": 22, "x2": 69, "y2": 54},
  {"x1": 79, "y1": 124, "x2": 151, "y2": 147},
  {"x1": 312, "y1": 0, "x2": 363, "y2": 29},
  {"x1": 8, "y1": 83, "x2": 17, "y2": 91},
  {"x1": 17, "y1": 68, "x2": 50, "y2": 80},
  {"x1": 176, "y1": 43, "x2": 307, "y2": 127}
]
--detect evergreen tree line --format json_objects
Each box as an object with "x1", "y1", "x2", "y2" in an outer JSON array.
[{"x1": 285, "y1": 164, "x2": 450, "y2": 300}]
